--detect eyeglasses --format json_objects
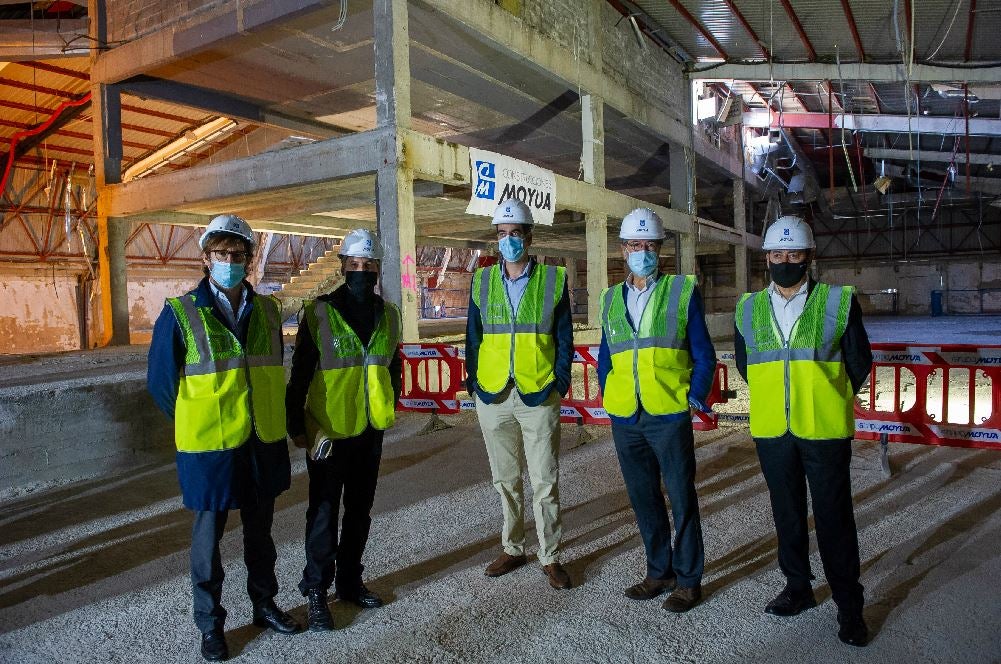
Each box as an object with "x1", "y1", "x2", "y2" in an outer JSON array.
[
  {"x1": 767, "y1": 249, "x2": 808, "y2": 263},
  {"x1": 207, "y1": 249, "x2": 249, "y2": 263},
  {"x1": 623, "y1": 240, "x2": 661, "y2": 252}
]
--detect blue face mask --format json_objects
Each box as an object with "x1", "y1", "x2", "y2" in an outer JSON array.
[
  {"x1": 626, "y1": 250, "x2": 658, "y2": 277},
  {"x1": 209, "y1": 260, "x2": 245, "y2": 289},
  {"x1": 498, "y1": 235, "x2": 526, "y2": 263}
]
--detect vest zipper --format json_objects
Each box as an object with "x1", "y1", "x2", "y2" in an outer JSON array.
[{"x1": 769, "y1": 291, "x2": 806, "y2": 431}]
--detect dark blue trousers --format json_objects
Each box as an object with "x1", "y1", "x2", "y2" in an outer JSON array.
[
  {"x1": 755, "y1": 433, "x2": 864, "y2": 613},
  {"x1": 611, "y1": 412, "x2": 704, "y2": 587},
  {"x1": 190, "y1": 497, "x2": 278, "y2": 633}
]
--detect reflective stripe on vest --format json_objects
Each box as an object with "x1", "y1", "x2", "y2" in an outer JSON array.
[
  {"x1": 169, "y1": 293, "x2": 287, "y2": 453},
  {"x1": 305, "y1": 299, "x2": 401, "y2": 440},
  {"x1": 600, "y1": 274, "x2": 695, "y2": 417},
  {"x1": 736, "y1": 283, "x2": 855, "y2": 439},
  {"x1": 471, "y1": 263, "x2": 565, "y2": 395}
]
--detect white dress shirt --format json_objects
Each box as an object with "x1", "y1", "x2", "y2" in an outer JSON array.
[
  {"x1": 625, "y1": 272, "x2": 659, "y2": 330},
  {"x1": 767, "y1": 280, "x2": 809, "y2": 341}
]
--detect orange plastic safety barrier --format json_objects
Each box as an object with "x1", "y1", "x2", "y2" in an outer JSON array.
[
  {"x1": 398, "y1": 343, "x2": 730, "y2": 431},
  {"x1": 855, "y1": 343, "x2": 1001, "y2": 450}
]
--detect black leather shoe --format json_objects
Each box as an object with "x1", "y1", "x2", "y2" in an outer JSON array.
[
  {"x1": 662, "y1": 585, "x2": 702, "y2": 613},
  {"x1": 252, "y1": 600, "x2": 301, "y2": 634},
  {"x1": 337, "y1": 583, "x2": 383, "y2": 608},
  {"x1": 306, "y1": 589, "x2": 334, "y2": 632},
  {"x1": 764, "y1": 585, "x2": 817, "y2": 616},
  {"x1": 837, "y1": 611, "x2": 869, "y2": 647},
  {"x1": 624, "y1": 575, "x2": 677, "y2": 600},
  {"x1": 200, "y1": 629, "x2": 228, "y2": 662}
]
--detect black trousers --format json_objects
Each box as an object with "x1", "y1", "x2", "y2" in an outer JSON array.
[
  {"x1": 190, "y1": 498, "x2": 278, "y2": 633},
  {"x1": 755, "y1": 433, "x2": 864, "y2": 612},
  {"x1": 299, "y1": 426, "x2": 384, "y2": 596},
  {"x1": 611, "y1": 412, "x2": 704, "y2": 587}
]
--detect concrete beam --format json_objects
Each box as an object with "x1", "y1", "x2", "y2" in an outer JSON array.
[
  {"x1": 865, "y1": 147, "x2": 998, "y2": 166},
  {"x1": 91, "y1": 0, "x2": 337, "y2": 85},
  {"x1": 105, "y1": 128, "x2": 392, "y2": 217},
  {"x1": 733, "y1": 178, "x2": 748, "y2": 294},
  {"x1": 582, "y1": 85, "x2": 608, "y2": 329},
  {"x1": 0, "y1": 19, "x2": 89, "y2": 60},
  {"x1": 418, "y1": 0, "x2": 754, "y2": 186},
  {"x1": 402, "y1": 129, "x2": 762, "y2": 249},
  {"x1": 690, "y1": 62, "x2": 1001, "y2": 84},
  {"x1": 744, "y1": 110, "x2": 1001, "y2": 136}
]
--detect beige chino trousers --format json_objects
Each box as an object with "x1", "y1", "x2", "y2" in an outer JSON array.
[{"x1": 475, "y1": 386, "x2": 563, "y2": 565}]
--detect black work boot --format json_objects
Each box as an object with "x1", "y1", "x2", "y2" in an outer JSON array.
[{"x1": 307, "y1": 589, "x2": 335, "y2": 632}]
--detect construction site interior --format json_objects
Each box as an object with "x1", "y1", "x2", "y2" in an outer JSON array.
[{"x1": 1, "y1": 1, "x2": 1000, "y2": 662}]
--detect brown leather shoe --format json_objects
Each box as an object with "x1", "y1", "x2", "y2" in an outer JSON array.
[
  {"x1": 662, "y1": 585, "x2": 702, "y2": 613},
  {"x1": 543, "y1": 563, "x2": 572, "y2": 590},
  {"x1": 624, "y1": 575, "x2": 677, "y2": 600},
  {"x1": 484, "y1": 553, "x2": 527, "y2": 577}
]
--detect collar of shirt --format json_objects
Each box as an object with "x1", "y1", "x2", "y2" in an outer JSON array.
[
  {"x1": 625, "y1": 271, "x2": 659, "y2": 294},
  {"x1": 767, "y1": 279, "x2": 809, "y2": 301},
  {"x1": 209, "y1": 280, "x2": 248, "y2": 325},
  {"x1": 500, "y1": 258, "x2": 535, "y2": 283}
]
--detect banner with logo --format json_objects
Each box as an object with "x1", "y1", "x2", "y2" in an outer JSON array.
[{"x1": 465, "y1": 148, "x2": 556, "y2": 225}]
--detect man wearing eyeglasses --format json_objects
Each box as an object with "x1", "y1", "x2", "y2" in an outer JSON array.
[
  {"x1": 734, "y1": 215, "x2": 872, "y2": 647},
  {"x1": 466, "y1": 199, "x2": 575, "y2": 590},
  {"x1": 597, "y1": 208, "x2": 716, "y2": 614},
  {"x1": 148, "y1": 214, "x2": 299, "y2": 661}
]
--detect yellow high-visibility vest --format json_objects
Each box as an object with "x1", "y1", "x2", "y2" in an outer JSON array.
[
  {"x1": 736, "y1": 283, "x2": 855, "y2": 439},
  {"x1": 600, "y1": 275, "x2": 696, "y2": 417},
  {"x1": 304, "y1": 299, "x2": 401, "y2": 440},
  {"x1": 168, "y1": 293, "x2": 287, "y2": 452},
  {"x1": 471, "y1": 262, "x2": 565, "y2": 396}
]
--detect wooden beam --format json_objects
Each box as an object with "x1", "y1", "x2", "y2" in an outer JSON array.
[{"x1": 0, "y1": 19, "x2": 89, "y2": 60}]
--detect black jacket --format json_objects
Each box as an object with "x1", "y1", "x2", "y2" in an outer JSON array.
[
  {"x1": 734, "y1": 280, "x2": 872, "y2": 394},
  {"x1": 286, "y1": 284, "x2": 403, "y2": 438}
]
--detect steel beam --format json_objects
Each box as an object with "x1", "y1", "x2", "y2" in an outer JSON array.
[
  {"x1": 743, "y1": 110, "x2": 1001, "y2": 136},
  {"x1": 691, "y1": 62, "x2": 1001, "y2": 83},
  {"x1": 864, "y1": 147, "x2": 997, "y2": 165}
]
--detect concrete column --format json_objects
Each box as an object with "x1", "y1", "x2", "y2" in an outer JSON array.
[
  {"x1": 670, "y1": 146, "x2": 697, "y2": 274},
  {"x1": 90, "y1": 0, "x2": 129, "y2": 346},
  {"x1": 373, "y1": 0, "x2": 418, "y2": 341},
  {"x1": 733, "y1": 178, "x2": 749, "y2": 294},
  {"x1": 582, "y1": 93, "x2": 607, "y2": 328}
]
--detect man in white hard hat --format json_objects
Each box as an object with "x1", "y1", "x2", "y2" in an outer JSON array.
[
  {"x1": 597, "y1": 208, "x2": 717, "y2": 613},
  {"x1": 466, "y1": 199, "x2": 575, "y2": 590},
  {"x1": 286, "y1": 228, "x2": 402, "y2": 631},
  {"x1": 734, "y1": 214, "x2": 872, "y2": 646},
  {"x1": 148, "y1": 214, "x2": 299, "y2": 661}
]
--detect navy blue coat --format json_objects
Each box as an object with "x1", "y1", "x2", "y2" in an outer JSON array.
[{"x1": 147, "y1": 278, "x2": 291, "y2": 511}]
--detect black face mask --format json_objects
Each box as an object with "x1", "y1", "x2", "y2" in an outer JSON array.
[
  {"x1": 344, "y1": 270, "x2": 378, "y2": 300},
  {"x1": 769, "y1": 260, "x2": 810, "y2": 288}
]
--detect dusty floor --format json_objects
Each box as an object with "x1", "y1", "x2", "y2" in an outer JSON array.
[{"x1": 2, "y1": 410, "x2": 1000, "y2": 664}]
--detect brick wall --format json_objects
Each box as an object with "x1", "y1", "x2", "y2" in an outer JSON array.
[{"x1": 108, "y1": 0, "x2": 227, "y2": 44}]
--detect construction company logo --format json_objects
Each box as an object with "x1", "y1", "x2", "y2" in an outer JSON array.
[
  {"x1": 872, "y1": 349, "x2": 933, "y2": 364},
  {"x1": 638, "y1": 219, "x2": 647, "y2": 228},
  {"x1": 459, "y1": 398, "x2": 475, "y2": 410},
  {"x1": 560, "y1": 406, "x2": 581, "y2": 418},
  {"x1": 401, "y1": 345, "x2": 443, "y2": 358},
  {"x1": 586, "y1": 407, "x2": 609, "y2": 421},
  {"x1": 927, "y1": 424, "x2": 1001, "y2": 442},
  {"x1": 939, "y1": 349, "x2": 1001, "y2": 366},
  {"x1": 855, "y1": 419, "x2": 917, "y2": 436},
  {"x1": 399, "y1": 398, "x2": 437, "y2": 410},
  {"x1": 474, "y1": 160, "x2": 496, "y2": 199},
  {"x1": 466, "y1": 147, "x2": 556, "y2": 224}
]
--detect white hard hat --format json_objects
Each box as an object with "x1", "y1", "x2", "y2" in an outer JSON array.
[
  {"x1": 199, "y1": 214, "x2": 255, "y2": 249},
  {"x1": 761, "y1": 215, "x2": 816, "y2": 250},
  {"x1": 339, "y1": 228, "x2": 383, "y2": 259},
  {"x1": 619, "y1": 208, "x2": 666, "y2": 240},
  {"x1": 491, "y1": 199, "x2": 534, "y2": 226}
]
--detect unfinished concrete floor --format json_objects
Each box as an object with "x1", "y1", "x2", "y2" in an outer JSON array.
[{"x1": 2, "y1": 409, "x2": 1000, "y2": 663}]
